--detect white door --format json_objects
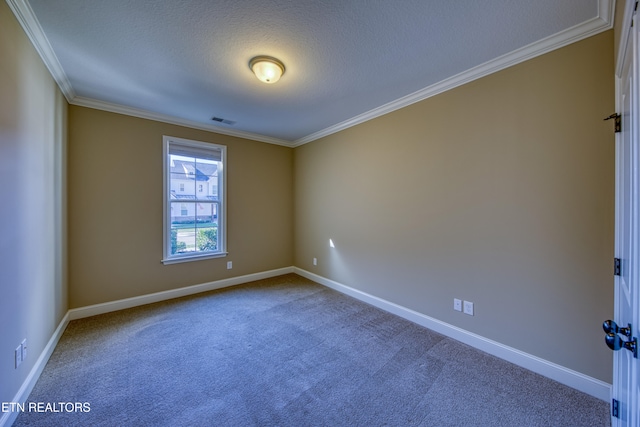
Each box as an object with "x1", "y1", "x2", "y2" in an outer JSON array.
[{"x1": 611, "y1": 9, "x2": 640, "y2": 427}]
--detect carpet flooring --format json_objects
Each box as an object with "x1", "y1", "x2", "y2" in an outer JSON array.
[{"x1": 13, "y1": 274, "x2": 610, "y2": 426}]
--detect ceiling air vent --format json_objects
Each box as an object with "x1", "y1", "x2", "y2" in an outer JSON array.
[{"x1": 211, "y1": 116, "x2": 236, "y2": 125}]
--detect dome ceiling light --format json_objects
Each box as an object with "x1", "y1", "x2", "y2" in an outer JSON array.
[{"x1": 249, "y1": 56, "x2": 286, "y2": 84}]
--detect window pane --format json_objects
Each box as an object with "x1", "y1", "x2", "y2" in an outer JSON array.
[
  {"x1": 171, "y1": 224, "x2": 196, "y2": 254},
  {"x1": 196, "y1": 224, "x2": 217, "y2": 252},
  {"x1": 195, "y1": 203, "x2": 217, "y2": 251},
  {"x1": 170, "y1": 158, "x2": 196, "y2": 197},
  {"x1": 195, "y1": 159, "x2": 219, "y2": 201},
  {"x1": 171, "y1": 201, "x2": 194, "y2": 223},
  {"x1": 195, "y1": 202, "x2": 217, "y2": 224}
]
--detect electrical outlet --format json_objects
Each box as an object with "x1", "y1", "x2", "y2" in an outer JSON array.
[
  {"x1": 15, "y1": 345, "x2": 22, "y2": 368},
  {"x1": 21, "y1": 339, "x2": 27, "y2": 361},
  {"x1": 463, "y1": 301, "x2": 474, "y2": 316},
  {"x1": 313, "y1": 258, "x2": 317, "y2": 266},
  {"x1": 226, "y1": 261, "x2": 232, "y2": 269},
  {"x1": 453, "y1": 298, "x2": 462, "y2": 312}
]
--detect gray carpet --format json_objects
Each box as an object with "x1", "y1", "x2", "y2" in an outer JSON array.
[{"x1": 14, "y1": 274, "x2": 610, "y2": 426}]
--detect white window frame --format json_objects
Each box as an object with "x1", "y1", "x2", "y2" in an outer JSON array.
[{"x1": 162, "y1": 135, "x2": 227, "y2": 264}]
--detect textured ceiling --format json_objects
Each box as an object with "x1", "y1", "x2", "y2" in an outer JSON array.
[{"x1": 14, "y1": 0, "x2": 612, "y2": 145}]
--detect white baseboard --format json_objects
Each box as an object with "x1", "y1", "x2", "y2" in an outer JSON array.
[
  {"x1": 69, "y1": 267, "x2": 294, "y2": 320},
  {"x1": 294, "y1": 267, "x2": 612, "y2": 402},
  {"x1": 0, "y1": 312, "x2": 70, "y2": 427}
]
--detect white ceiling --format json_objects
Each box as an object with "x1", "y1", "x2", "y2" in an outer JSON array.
[{"x1": 10, "y1": 0, "x2": 613, "y2": 146}]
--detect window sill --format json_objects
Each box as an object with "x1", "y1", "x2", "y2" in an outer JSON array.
[{"x1": 162, "y1": 252, "x2": 228, "y2": 265}]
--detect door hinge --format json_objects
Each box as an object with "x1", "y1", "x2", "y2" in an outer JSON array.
[
  {"x1": 614, "y1": 258, "x2": 621, "y2": 276},
  {"x1": 612, "y1": 399, "x2": 620, "y2": 418},
  {"x1": 604, "y1": 113, "x2": 621, "y2": 133}
]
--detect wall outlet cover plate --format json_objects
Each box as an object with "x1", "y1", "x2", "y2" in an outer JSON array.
[{"x1": 463, "y1": 301, "x2": 474, "y2": 316}]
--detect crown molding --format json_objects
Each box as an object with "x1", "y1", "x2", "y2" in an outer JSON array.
[
  {"x1": 6, "y1": 0, "x2": 75, "y2": 102},
  {"x1": 292, "y1": 0, "x2": 615, "y2": 146},
  {"x1": 70, "y1": 97, "x2": 293, "y2": 147},
  {"x1": 9, "y1": 0, "x2": 614, "y2": 148}
]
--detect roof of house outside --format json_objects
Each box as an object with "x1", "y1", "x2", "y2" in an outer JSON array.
[{"x1": 170, "y1": 160, "x2": 218, "y2": 182}]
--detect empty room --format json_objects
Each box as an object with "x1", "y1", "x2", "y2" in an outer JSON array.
[{"x1": 1, "y1": 0, "x2": 638, "y2": 426}]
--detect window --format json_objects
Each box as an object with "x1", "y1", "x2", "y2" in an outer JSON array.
[{"x1": 163, "y1": 136, "x2": 226, "y2": 264}]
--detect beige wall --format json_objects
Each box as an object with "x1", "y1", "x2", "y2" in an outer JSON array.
[
  {"x1": 67, "y1": 107, "x2": 293, "y2": 308},
  {"x1": 0, "y1": 0, "x2": 68, "y2": 407},
  {"x1": 294, "y1": 31, "x2": 615, "y2": 382}
]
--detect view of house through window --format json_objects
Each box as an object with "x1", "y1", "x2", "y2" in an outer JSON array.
[{"x1": 163, "y1": 136, "x2": 226, "y2": 263}]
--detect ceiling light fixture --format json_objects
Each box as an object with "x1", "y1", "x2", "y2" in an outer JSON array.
[{"x1": 249, "y1": 56, "x2": 285, "y2": 84}]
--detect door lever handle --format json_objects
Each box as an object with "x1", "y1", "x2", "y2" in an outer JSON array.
[{"x1": 603, "y1": 320, "x2": 632, "y2": 338}]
